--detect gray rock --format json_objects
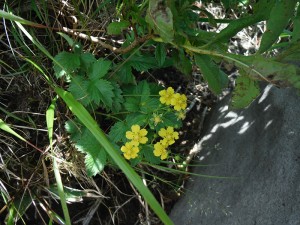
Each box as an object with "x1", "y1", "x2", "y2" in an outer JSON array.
[{"x1": 169, "y1": 85, "x2": 300, "y2": 225}]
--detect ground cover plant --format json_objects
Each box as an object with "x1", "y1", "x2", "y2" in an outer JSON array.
[{"x1": 0, "y1": 0, "x2": 300, "y2": 224}]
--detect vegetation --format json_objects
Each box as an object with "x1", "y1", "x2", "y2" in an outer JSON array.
[{"x1": 0, "y1": 0, "x2": 299, "y2": 224}]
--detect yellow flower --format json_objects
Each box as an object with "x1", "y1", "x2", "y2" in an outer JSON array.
[
  {"x1": 159, "y1": 87, "x2": 175, "y2": 105},
  {"x1": 176, "y1": 111, "x2": 186, "y2": 120},
  {"x1": 158, "y1": 126, "x2": 179, "y2": 145},
  {"x1": 171, "y1": 93, "x2": 187, "y2": 111},
  {"x1": 151, "y1": 113, "x2": 163, "y2": 126},
  {"x1": 121, "y1": 142, "x2": 139, "y2": 160},
  {"x1": 153, "y1": 140, "x2": 168, "y2": 160},
  {"x1": 126, "y1": 125, "x2": 148, "y2": 146}
]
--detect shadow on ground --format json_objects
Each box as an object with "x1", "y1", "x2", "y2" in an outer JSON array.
[{"x1": 170, "y1": 84, "x2": 300, "y2": 225}]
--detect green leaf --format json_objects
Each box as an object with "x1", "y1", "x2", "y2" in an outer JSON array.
[
  {"x1": 125, "y1": 113, "x2": 149, "y2": 127},
  {"x1": 195, "y1": 54, "x2": 228, "y2": 94},
  {"x1": 142, "y1": 145, "x2": 161, "y2": 164},
  {"x1": 68, "y1": 76, "x2": 90, "y2": 106},
  {"x1": 53, "y1": 52, "x2": 80, "y2": 79},
  {"x1": 80, "y1": 52, "x2": 96, "y2": 72},
  {"x1": 172, "y1": 48, "x2": 192, "y2": 76},
  {"x1": 85, "y1": 149, "x2": 107, "y2": 176},
  {"x1": 87, "y1": 79, "x2": 114, "y2": 108},
  {"x1": 65, "y1": 119, "x2": 82, "y2": 141},
  {"x1": 110, "y1": 82, "x2": 124, "y2": 113},
  {"x1": 258, "y1": 1, "x2": 297, "y2": 53},
  {"x1": 161, "y1": 112, "x2": 182, "y2": 129},
  {"x1": 141, "y1": 98, "x2": 160, "y2": 114},
  {"x1": 146, "y1": 0, "x2": 174, "y2": 43},
  {"x1": 129, "y1": 54, "x2": 157, "y2": 72},
  {"x1": 124, "y1": 97, "x2": 140, "y2": 112},
  {"x1": 292, "y1": 5, "x2": 300, "y2": 42},
  {"x1": 57, "y1": 32, "x2": 75, "y2": 47},
  {"x1": 75, "y1": 127, "x2": 107, "y2": 175},
  {"x1": 107, "y1": 20, "x2": 130, "y2": 35},
  {"x1": 155, "y1": 43, "x2": 167, "y2": 67},
  {"x1": 108, "y1": 121, "x2": 129, "y2": 143},
  {"x1": 116, "y1": 63, "x2": 136, "y2": 84},
  {"x1": 89, "y1": 59, "x2": 112, "y2": 80},
  {"x1": 231, "y1": 74, "x2": 260, "y2": 109}
]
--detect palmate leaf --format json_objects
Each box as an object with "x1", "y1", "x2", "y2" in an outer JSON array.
[
  {"x1": 75, "y1": 127, "x2": 107, "y2": 176},
  {"x1": 142, "y1": 145, "x2": 161, "y2": 165},
  {"x1": 129, "y1": 54, "x2": 157, "y2": 72},
  {"x1": 155, "y1": 42, "x2": 167, "y2": 67},
  {"x1": 110, "y1": 82, "x2": 124, "y2": 113},
  {"x1": 87, "y1": 79, "x2": 114, "y2": 108},
  {"x1": 53, "y1": 51, "x2": 80, "y2": 78},
  {"x1": 108, "y1": 121, "x2": 129, "y2": 143},
  {"x1": 80, "y1": 52, "x2": 96, "y2": 72},
  {"x1": 116, "y1": 62, "x2": 136, "y2": 84},
  {"x1": 88, "y1": 59, "x2": 112, "y2": 80},
  {"x1": 68, "y1": 76, "x2": 90, "y2": 106},
  {"x1": 107, "y1": 20, "x2": 130, "y2": 35}
]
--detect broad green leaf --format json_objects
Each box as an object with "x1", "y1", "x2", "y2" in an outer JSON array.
[
  {"x1": 160, "y1": 112, "x2": 182, "y2": 130},
  {"x1": 124, "y1": 97, "x2": 140, "y2": 112},
  {"x1": 53, "y1": 52, "x2": 80, "y2": 78},
  {"x1": 231, "y1": 74, "x2": 260, "y2": 109},
  {"x1": 141, "y1": 98, "x2": 160, "y2": 114},
  {"x1": 68, "y1": 76, "x2": 90, "y2": 106},
  {"x1": 116, "y1": 63, "x2": 136, "y2": 84},
  {"x1": 195, "y1": 54, "x2": 228, "y2": 94},
  {"x1": 110, "y1": 82, "x2": 124, "y2": 113},
  {"x1": 85, "y1": 149, "x2": 107, "y2": 176},
  {"x1": 146, "y1": 0, "x2": 174, "y2": 43},
  {"x1": 125, "y1": 113, "x2": 149, "y2": 127},
  {"x1": 87, "y1": 79, "x2": 114, "y2": 107},
  {"x1": 155, "y1": 43, "x2": 167, "y2": 67},
  {"x1": 258, "y1": 1, "x2": 297, "y2": 53},
  {"x1": 89, "y1": 59, "x2": 112, "y2": 80},
  {"x1": 108, "y1": 121, "x2": 128, "y2": 143},
  {"x1": 75, "y1": 127, "x2": 107, "y2": 175},
  {"x1": 142, "y1": 145, "x2": 161, "y2": 164},
  {"x1": 80, "y1": 52, "x2": 96, "y2": 72},
  {"x1": 54, "y1": 87, "x2": 174, "y2": 224},
  {"x1": 65, "y1": 119, "x2": 82, "y2": 141},
  {"x1": 107, "y1": 20, "x2": 130, "y2": 35},
  {"x1": 128, "y1": 54, "x2": 157, "y2": 72}
]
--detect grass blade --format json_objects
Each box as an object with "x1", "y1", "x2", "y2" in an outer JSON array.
[{"x1": 46, "y1": 98, "x2": 71, "y2": 225}]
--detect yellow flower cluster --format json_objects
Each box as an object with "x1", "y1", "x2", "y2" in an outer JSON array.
[
  {"x1": 159, "y1": 87, "x2": 187, "y2": 111},
  {"x1": 153, "y1": 126, "x2": 179, "y2": 160},
  {"x1": 121, "y1": 125, "x2": 148, "y2": 160}
]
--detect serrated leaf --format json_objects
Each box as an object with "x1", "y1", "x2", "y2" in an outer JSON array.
[
  {"x1": 258, "y1": 1, "x2": 297, "y2": 53},
  {"x1": 68, "y1": 76, "x2": 90, "y2": 106},
  {"x1": 53, "y1": 52, "x2": 80, "y2": 78},
  {"x1": 124, "y1": 97, "x2": 140, "y2": 112},
  {"x1": 110, "y1": 82, "x2": 124, "y2": 113},
  {"x1": 85, "y1": 149, "x2": 107, "y2": 176},
  {"x1": 125, "y1": 113, "x2": 149, "y2": 127},
  {"x1": 129, "y1": 54, "x2": 157, "y2": 72},
  {"x1": 146, "y1": 0, "x2": 174, "y2": 42},
  {"x1": 80, "y1": 52, "x2": 96, "y2": 72},
  {"x1": 231, "y1": 74, "x2": 260, "y2": 109},
  {"x1": 155, "y1": 43, "x2": 167, "y2": 67},
  {"x1": 141, "y1": 98, "x2": 160, "y2": 114},
  {"x1": 161, "y1": 112, "x2": 182, "y2": 129},
  {"x1": 108, "y1": 121, "x2": 129, "y2": 143},
  {"x1": 87, "y1": 79, "x2": 114, "y2": 108},
  {"x1": 135, "y1": 80, "x2": 150, "y2": 102},
  {"x1": 116, "y1": 63, "x2": 136, "y2": 84},
  {"x1": 107, "y1": 20, "x2": 130, "y2": 35},
  {"x1": 89, "y1": 59, "x2": 112, "y2": 80},
  {"x1": 65, "y1": 119, "x2": 82, "y2": 141},
  {"x1": 142, "y1": 145, "x2": 161, "y2": 164},
  {"x1": 195, "y1": 54, "x2": 228, "y2": 94}
]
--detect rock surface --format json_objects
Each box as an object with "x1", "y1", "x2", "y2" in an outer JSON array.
[{"x1": 169, "y1": 85, "x2": 300, "y2": 225}]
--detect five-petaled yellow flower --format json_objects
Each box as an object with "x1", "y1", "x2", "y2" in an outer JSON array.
[
  {"x1": 159, "y1": 87, "x2": 175, "y2": 105},
  {"x1": 158, "y1": 126, "x2": 179, "y2": 145},
  {"x1": 153, "y1": 140, "x2": 168, "y2": 160},
  {"x1": 171, "y1": 93, "x2": 187, "y2": 111},
  {"x1": 121, "y1": 142, "x2": 140, "y2": 160},
  {"x1": 126, "y1": 125, "x2": 148, "y2": 146}
]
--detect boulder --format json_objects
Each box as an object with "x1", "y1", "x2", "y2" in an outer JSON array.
[{"x1": 169, "y1": 85, "x2": 300, "y2": 225}]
